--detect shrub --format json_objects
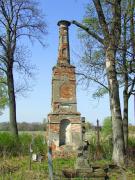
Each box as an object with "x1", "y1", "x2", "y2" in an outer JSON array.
[
  {"x1": 101, "y1": 137, "x2": 113, "y2": 160},
  {"x1": 32, "y1": 134, "x2": 47, "y2": 155},
  {"x1": 128, "y1": 137, "x2": 135, "y2": 148},
  {"x1": 0, "y1": 132, "x2": 20, "y2": 156},
  {"x1": 0, "y1": 132, "x2": 47, "y2": 157},
  {"x1": 101, "y1": 116, "x2": 112, "y2": 137},
  {"x1": 19, "y1": 133, "x2": 32, "y2": 155},
  {"x1": 87, "y1": 134, "x2": 113, "y2": 161}
]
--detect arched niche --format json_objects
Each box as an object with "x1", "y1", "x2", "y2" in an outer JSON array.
[{"x1": 59, "y1": 119, "x2": 71, "y2": 146}]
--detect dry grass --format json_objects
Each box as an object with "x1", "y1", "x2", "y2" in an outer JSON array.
[{"x1": 0, "y1": 156, "x2": 135, "y2": 179}]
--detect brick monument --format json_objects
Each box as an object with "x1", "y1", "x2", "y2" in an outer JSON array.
[{"x1": 48, "y1": 20, "x2": 82, "y2": 151}]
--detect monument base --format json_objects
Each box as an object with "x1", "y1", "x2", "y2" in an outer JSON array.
[{"x1": 47, "y1": 112, "x2": 82, "y2": 153}]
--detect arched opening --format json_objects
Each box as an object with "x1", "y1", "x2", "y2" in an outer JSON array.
[{"x1": 59, "y1": 119, "x2": 71, "y2": 146}]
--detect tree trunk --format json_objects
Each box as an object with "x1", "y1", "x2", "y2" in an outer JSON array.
[
  {"x1": 7, "y1": 66, "x2": 18, "y2": 136},
  {"x1": 123, "y1": 84, "x2": 128, "y2": 151},
  {"x1": 106, "y1": 46, "x2": 125, "y2": 165},
  {"x1": 122, "y1": 16, "x2": 128, "y2": 150}
]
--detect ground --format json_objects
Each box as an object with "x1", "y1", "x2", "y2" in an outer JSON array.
[{"x1": 0, "y1": 156, "x2": 135, "y2": 179}]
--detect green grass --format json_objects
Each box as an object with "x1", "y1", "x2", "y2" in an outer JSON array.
[
  {"x1": 0, "y1": 156, "x2": 135, "y2": 179},
  {"x1": 19, "y1": 131, "x2": 45, "y2": 135},
  {"x1": 0, "y1": 131, "x2": 135, "y2": 179},
  {"x1": 0, "y1": 156, "x2": 75, "y2": 179}
]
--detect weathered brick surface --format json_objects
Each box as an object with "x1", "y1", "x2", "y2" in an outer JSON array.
[
  {"x1": 52, "y1": 102, "x2": 60, "y2": 111},
  {"x1": 60, "y1": 83, "x2": 74, "y2": 99},
  {"x1": 48, "y1": 114, "x2": 59, "y2": 121},
  {"x1": 58, "y1": 22, "x2": 70, "y2": 63},
  {"x1": 47, "y1": 20, "x2": 82, "y2": 153},
  {"x1": 70, "y1": 118, "x2": 81, "y2": 123},
  {"x1": 71, "y1": 124, "x2": 82, "y2": 132},
  {"x1": 53, "y1": 66, "x2": 75, "y2": 80},
  {"x1": 49, "y1": 124, "x2": 60, "y2": 132}
]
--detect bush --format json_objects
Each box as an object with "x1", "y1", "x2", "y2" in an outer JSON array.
[
  {"x1": 0, "y1": 132, "x2": 47, "y2": 157},
  {"x1": 101, "y1": 116, "x2": 112, "y2": 137},
  {"x1": 101, "y1": 137, "x2": 113, "y2": 160},
  {"x1": 88, "y1": 134, "x2": 113, "y2": 161},
  {"x1": 0, "y1": 132, "x2": 20, "y2": 156},
  {"x1": 32, "y1": 134, "x2": 47, "y2": 155},
  {"x1": 128, "y1": 137, "x2": 135, "y2": 148},
  {"x1": 19, "y1": 133, "x2": 32, "y2": 155}
]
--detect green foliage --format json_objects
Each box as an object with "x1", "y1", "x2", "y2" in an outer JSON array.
[
  {"x1": 0, "y1": 80, "x2": 8, "y2": 115},
  {"x1": 101, "y1": 138, "x2": 113, "y2": 160},
  {"x1": 86, "y1": 117, "x2": 113, "y2": 160},
  {"x1": 0, "y1": 156, "x2": 76, "y2": 179},
  {"x1": 83, "y1": 3, "x2": 102, "y2": 35},
  {"x1": 83, "y1": 17, "x2": 100, "y2": 32},
  {"x1": 77, "y1": 3, "x2": 107, "y2": 93},
  {"x1": 92, "y1": 87, "x2": 108, "y2": 99},
  {"x1": 0, "y1": 156, "x2": 135, "y2": 179},
  {"x1": 0, "y1": 132, "x2": 47, "y2": 157},
  {"x1": 101, "y1": 116, "x2": 112, "y2": 137},
  {"x1": 85, "y1": 121, "x2": 92, "y2": 131},
  {"x1": 19, "y1": 133, "x2": 32, "y2": 155},
  {"x1": 128, "y1": 137, "x2": 135, "y2": 148},
  {"x1": 88, "y1": 134, "x2": 113, "y2": 161},
  {"x1": 32, "y1": 134, "x2": 47, "y2": 155},
  {"x1": 0, "y1": 132, "x2": 19, "y2": 156}
]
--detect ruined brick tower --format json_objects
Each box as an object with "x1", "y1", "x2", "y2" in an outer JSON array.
[{"x1": 48, "y1": 20, "x2": 82, "y2": 150}]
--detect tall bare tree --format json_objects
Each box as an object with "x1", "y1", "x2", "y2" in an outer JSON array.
[
  {"x1": 72, "y1": 0, "x2": 126, "y2": 165},
  {"x1": 119, "y1": 0, "x2": 135, "y2": 150},
  {"x1": 0, "y1": 0, "x2": 47, "y2": 136},
  {"x1": 76, "y1": 0, "x2": 135, "y2": 151}
]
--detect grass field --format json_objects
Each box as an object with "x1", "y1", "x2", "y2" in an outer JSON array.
[
  {"x1": 0, "y1": 156, "x2": 75, "y2": 180},
  {"x1": 0, "y1": 156, "x2": 135, "y2": 179},
  {"x1": 0, "y1": 130, "x2": 135, "y2": 179}
]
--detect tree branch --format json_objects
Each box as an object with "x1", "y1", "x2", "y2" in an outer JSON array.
[
  {"x1": 76, "y1": 72, "x2": 109, "y2": 91},
  {"x1": 0, "y1": 66, "x2": 7, "y2": 74},
  {"x1": 0, "y1": 80, "x2": 7, "y2": 85},
  {"x1": 111, "y1": 0, "x2": 121, "y2": 47},
  {"x1": 0, "y1": 37, "x2": 7, "y2": 51},
  {"x1": 71, "y1": 20, "x2": 104, "y2": 44},
  {"x1": 92, "y1": 0, "x2": 110, "y2": 39}
]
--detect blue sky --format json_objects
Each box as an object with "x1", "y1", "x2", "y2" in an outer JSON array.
[{"x1": 1, "y1": 0, "x2": 134, "y2": 125}]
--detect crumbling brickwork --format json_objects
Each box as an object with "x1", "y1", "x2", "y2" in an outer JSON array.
[{"x1": 48, "y1": 20, "x2": 82, "y2": 151}]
